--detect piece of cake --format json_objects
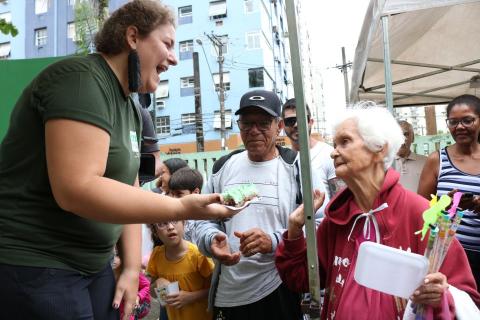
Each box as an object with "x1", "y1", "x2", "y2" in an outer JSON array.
[{"x1": 222, "y1": 184, "x2": 258, "y2": 207}]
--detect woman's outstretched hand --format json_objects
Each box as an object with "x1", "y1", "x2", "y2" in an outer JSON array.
[
  {"x1": 178, "y1": 193, "x2": 238, "y2": 220},
  {"x1": 288, "y1": 189, "x2": 325, "y2": 239}
]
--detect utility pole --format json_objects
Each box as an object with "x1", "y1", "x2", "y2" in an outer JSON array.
[
  {"x1": 335, "y1": 47, "x2": 352, "y2": 106},
  {"x1": 193, "y1": 52, "x2": 204, "y2": 152},
  {"x1": 206, "y1": 33, "x2": 227, "y2": 150}
]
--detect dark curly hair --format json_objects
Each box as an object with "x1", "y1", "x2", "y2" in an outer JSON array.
[
  {"x1": 95, "y1": 0, "x2": 175, "y2": 55},
  {"x1": 147, "y1": 224, "x2": 163, "y2": 248}
]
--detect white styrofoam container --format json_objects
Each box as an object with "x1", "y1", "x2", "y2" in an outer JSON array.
[{"x1": 354, "y1": 241, "x2": 429, "y2": 299}]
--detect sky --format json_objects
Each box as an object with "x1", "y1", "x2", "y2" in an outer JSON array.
[{"x1": 302, "y1": 0, "x2": 371, "y2": 132}]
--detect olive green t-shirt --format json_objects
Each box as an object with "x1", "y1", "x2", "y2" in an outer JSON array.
[{"x1": 0, "y1": 54, "x2": 141, "y2": 275}]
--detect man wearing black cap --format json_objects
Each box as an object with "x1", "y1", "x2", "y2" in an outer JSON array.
[{"x1": 195, "y1": 90, "x2": 325, "y2": 319}]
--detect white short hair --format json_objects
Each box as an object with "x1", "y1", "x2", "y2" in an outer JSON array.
[{"x1": 332, "y1": 102, "x2": 404, "y2": 170}]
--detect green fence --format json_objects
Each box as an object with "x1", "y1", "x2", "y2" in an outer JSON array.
[
  {"x1": 413, "y1": 134, "x2": 454, "y2": 156},
  {"x1": 0, "y1": 57, "x2": 63, "y2": 139}
]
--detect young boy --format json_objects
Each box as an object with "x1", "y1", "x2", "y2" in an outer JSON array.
[{"x1": 168, "y1": 167, "x2": 203, "y2": 243}]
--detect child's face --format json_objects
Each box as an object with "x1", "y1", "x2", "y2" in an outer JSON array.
[
  {"x1": 158, "y1": 163, "x2": 171, "y2": 193},
  {"x1": 155, "y1": 221, "x2": 185, "y2": 246},
  {"x1": 170, "y1": 189, "x2": 195, "y2": 198},
  {"x1": 111, "y1": 255, "x2": 121, "y2": 270}
]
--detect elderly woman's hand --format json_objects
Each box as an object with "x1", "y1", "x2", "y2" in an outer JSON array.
[
  {"x1": 288, "y1": 190, "x2": 325, "y2": 239},
  {"x1": 411, "y1": 272, "x2": 449, "y2": 307}
]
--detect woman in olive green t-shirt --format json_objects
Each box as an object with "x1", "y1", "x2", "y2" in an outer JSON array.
[{"x1": 0, "y1": 1, "x2": 235, "y2": 319}]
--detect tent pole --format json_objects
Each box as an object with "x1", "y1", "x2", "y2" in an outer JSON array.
[
  {"x1": 381, "y1": 15, "x2": 394, "y2": 114},
  {"x1": 285, "y1": 0, "x2": 321, "y2": 319}
]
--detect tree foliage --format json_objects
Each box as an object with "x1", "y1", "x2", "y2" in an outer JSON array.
[
  {"x1": 0, "y1": 18, "x2": 18, "y2": 37},
  {"x1": 74, "y1": 0, "x2": 109, "y2": 55}
]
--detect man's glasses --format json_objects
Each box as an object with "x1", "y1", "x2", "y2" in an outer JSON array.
[
  {"x1": 155, "y1": 221, "x2": 178, "y2": 229},
  {"x1": 283, "y1": 116, "x2": 310, "y2": 128},
  {"x1": 445, "y1": 116, "x2": 478, "y2": 128},
  {"x1": 237, "y1": 119, "x2": 274, "y2": 132}
]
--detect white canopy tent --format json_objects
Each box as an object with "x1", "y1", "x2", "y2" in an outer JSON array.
[{"x1": 350, "y1": 0, "x2": 480, "y2": 107}]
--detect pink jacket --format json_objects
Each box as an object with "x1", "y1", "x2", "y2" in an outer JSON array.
[
  {"x1": 275, "y1": 169, "x2": 479, "y2": 320},
  {"x1": 120, "y1": 272, "x2": 151, "y2": 320}
]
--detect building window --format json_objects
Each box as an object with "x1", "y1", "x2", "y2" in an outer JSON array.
[
  {"x1": 156, "y1": 116, "x2": 170, "y2": 135},
  {"x1": 246, "y1": 31, "x2": 261, "y2": 50},
  {"x1": 178, "y1": 5, "x2": 192, "y2": 25},
  {"x1": 248, "y1": 67, "x2": 264, "y2": 88},
  {"x1": 35, "y1": 0, "x2": 49, "y2": 15},
  {"x1": 181, "y1": 113, "x2": 196, "y2": 134},
  {"x1": 156, "y1": 80, "x2": 169, "y2": 99},
  {"x1": 67, "y1": 22, "x2": 76, "y2": 41},
  {"x1": 213, "y1": 72, "x2": 230, "y2": 91},
  {"x1": 179, "y1": 40, "x2": 193, "y2": 60},
  {"x1": 0, "y1": 42, "x2": 11, "y2": 59},
  {"x1": 214, "y1": 109, "x2": 232, "y2": 129},
  {"x1": 35, "y1": 28, "x2": 48, "y2": 47},
  {"x1": 181, "y1": 113, "x2": 197, "y2": 126},
  {"x1": 244, "y1": 0, "x2": 254, "y2": 13},
  {"x1": 211, "y1": 35, "x2": 228, "y2": 56},
  {"x1": 0, "y1": 11, "x2": 11, "y2": 23},
  {"x1": 180, "y1": 77, "x2": 194, "y2": 89},
  {"x1": 180, "y1": 76, "x2": 194, "y2": 96},
  {"x1": 209, "y1": 0, "x2": 227, "y2": 20},
  {"x1": 155, "y1": 80, "x2": 168, "y2": 109}
]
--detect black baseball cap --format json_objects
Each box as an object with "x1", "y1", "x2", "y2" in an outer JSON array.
[{"x1": 235, "y1": 89, "x2": 281, "y2": 117}]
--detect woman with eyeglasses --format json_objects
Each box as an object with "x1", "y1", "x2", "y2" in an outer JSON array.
[{"x1": 418, "y1": 94, "x2": 480, "y2": 288}]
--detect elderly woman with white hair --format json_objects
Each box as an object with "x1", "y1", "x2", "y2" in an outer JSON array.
[{"x1": 275, "y1": 106, "x2": 479, "y2": 319}]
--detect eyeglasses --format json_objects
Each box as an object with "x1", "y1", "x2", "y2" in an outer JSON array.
[
  {"x1": 445, "y1": 116, "x2": 478, "y2": 128},
  {"x1": 155, "y1": 221, "x2": 178, "y2": 229},
  {"x1": 237, "y1": 119, "x2": 274, "y2": 131},
  {"x1": 283, "y1": 116, "x2": 310, "y2": 128}
]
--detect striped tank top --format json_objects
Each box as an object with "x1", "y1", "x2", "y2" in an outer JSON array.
[{"x1": 437, "y1": 148, "x2": 480, "y2": 252}]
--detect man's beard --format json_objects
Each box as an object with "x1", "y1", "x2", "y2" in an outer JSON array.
[{"x1": 287, "y1": 127, "x2": 312, "y2": 143}]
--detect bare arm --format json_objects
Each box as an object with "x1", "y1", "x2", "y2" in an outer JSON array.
[
  {"x1": 417, "y1": 151, "x2": 440, "y2": 200},
  {"x1": 45, "y1": 119, "x2": 232, "y2": 224}
]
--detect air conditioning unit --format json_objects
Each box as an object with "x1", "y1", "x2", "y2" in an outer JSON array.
[
  {"x1": 283, "y1": 31, "x2": 289, "y2": 38},
  {"x1": 156, "y1": 99, "x2": 165, "y2": 110},
  {"x1": 274, "y1": 56, "x2": 280, "y2": 63},
  {"x1": 272, "y1": 25, "x2": 278, "y2": 33}
]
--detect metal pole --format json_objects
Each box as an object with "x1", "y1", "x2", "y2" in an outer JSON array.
[
  {"x1": 341, "y1": 47, "x2": 350, "y2": 106},
  {"x1": 207, "y1": 33, "x2": 227, "y2": 150},
  {"x1": 381, "y1": 15, "x2": 394, "y2": 114},
  {"x1": 218, "y1": 38, "x2": 226, "y2": 150},
  {"x1": 193, "y1": 52, "x2": 204, "y2": 152},
  {"x1": 285, "y1": 0, "x2": 321, "y2": 318}
]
